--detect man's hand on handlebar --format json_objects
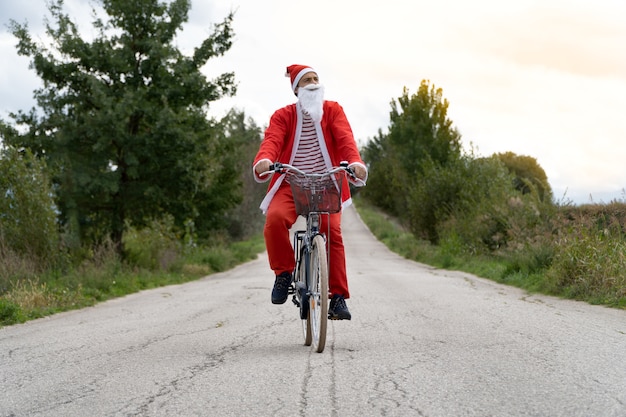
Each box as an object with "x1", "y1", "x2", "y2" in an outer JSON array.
[
  {"x1": 255, "y1": 160, "x2": 273, "y2": 176},
  {"x1": 350, "y1": 164, "x2": 367, "y2": 181}
]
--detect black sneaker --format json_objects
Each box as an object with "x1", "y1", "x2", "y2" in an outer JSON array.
[
  {"x1": 329, "y1": 295, "x2": 351, "y2": 320},
  {"x1": 271, "y1": 272, "x2": 292, "y2": 304}
]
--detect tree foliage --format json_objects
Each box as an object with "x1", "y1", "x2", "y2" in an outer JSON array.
[
  {"x1": 216, "y1": 109, "x2": 266, "y2": 240},
  {"x1": 408, "y1": 153, "x2": 518, "y2": 248},
  {"x1": 0, "y1": 145, "x2": 59, "y2": 264},
  {"x1": 361, "y1": 81, "x2": 553, "y2": 252},
  {"x1": 3, "y1": 0, "x2": 238, "y2": 254},
  {"x1": 362, "y1": 80, "x2": 462, "y2": 218},
  {"x1": 388, "y1": 82, "x2": 461, "y2": 175},
  {"x1": 495, "y1": 152, "x2": 553, "y2": 203},
  {"x1": 359, "y1": 129, "x2": 406, "y2": 215}
]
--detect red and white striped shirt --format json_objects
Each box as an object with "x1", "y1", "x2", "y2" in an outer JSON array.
[{"x1": 292, "y1": 114, "x2": 326, "y2": 174}]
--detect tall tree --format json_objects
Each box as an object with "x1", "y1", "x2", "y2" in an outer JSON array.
[
  {"x1": 388, "y1": 81, "x2": 461, "y2": 176},
  {"x1": 362, "y1": 80, "x2": 462, "y2": 218},
  {"x1": 4, "y1": 0, "x2": 238, "y2": 254}
]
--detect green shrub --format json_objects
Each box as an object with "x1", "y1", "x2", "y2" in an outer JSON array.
[
  {"x1": 0, "y1": 299, "x2": 22, "y2": 326},
  {"x1": 123, "y1": 216, "x2": 181, "y2": 270},
  {"x1": 408, "y1": 154, "x2": 518, "y2": 250},
  {"x1": 547, "y1": 224, "x2": 626, "y2": 304}
]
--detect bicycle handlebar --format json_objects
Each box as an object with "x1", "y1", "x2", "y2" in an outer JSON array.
[{"x1": 260, "y1": 161, "x2": 365, "y2": 186}]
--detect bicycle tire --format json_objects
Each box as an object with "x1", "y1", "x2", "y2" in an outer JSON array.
[{"x1": 309, "y1": 234, "x2": 328, "y2": 353}]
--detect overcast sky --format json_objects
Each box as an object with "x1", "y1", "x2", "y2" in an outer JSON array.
[{"x1": 1, "y1": 0, "x2": 625, "y2": 204}]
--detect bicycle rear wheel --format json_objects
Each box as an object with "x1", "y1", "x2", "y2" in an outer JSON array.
[{"x1": 309, "y1": 234, "x2": 328, "y2": 353}]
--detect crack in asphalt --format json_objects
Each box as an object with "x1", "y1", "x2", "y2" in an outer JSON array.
[
  {"x1": 115, "y1": 317, "x2": 284, "y2": 416},
  {"x1": 367, "y1": 362, "x2": 427, "y2": 417}
]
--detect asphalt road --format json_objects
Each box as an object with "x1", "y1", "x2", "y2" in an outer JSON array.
[{"x1": 1, "y1": 206, "x2": 626, "y2": 417}]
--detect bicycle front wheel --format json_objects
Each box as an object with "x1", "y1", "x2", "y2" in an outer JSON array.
[{"x1": 309, "y1": 234, "x2": 328, "y2": 353}]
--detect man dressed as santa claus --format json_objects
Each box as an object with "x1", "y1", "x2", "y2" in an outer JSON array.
[{"x1": 253, "y1": 64, "x2": 367, "y2": 320}]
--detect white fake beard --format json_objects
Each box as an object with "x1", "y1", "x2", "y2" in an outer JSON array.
[{"x1": 298, "y1": 84, "x2": 325, "y2": 123}]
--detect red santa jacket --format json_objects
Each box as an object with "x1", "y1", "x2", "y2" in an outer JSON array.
[{"x1": 253, "y1": 100, "x2": 367, "y2": 214}]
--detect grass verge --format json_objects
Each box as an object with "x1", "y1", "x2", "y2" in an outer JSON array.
[
  {"x1": 354, "y1": 199, "x2": 626, "y2": 309},
  {"x1": 0, "y1": 234, "x2": 266, "y2": 327}
]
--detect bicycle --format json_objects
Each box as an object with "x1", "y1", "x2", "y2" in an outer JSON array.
[{"x1": 265, "y1": 162, "x2": 361, "y2": 353}]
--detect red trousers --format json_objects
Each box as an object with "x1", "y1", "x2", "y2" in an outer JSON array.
[{"x1": 264, "y1": 183, "x2": 350, "y2": 298}]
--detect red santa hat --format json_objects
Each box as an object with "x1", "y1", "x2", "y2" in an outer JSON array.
[{"x1": 285, "y1": 64, "x2": 316, "y2": 93}]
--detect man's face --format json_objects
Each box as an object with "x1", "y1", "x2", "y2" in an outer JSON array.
[{"x1": 296, "y1": 72, "x2": 319, "y2": 94}]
